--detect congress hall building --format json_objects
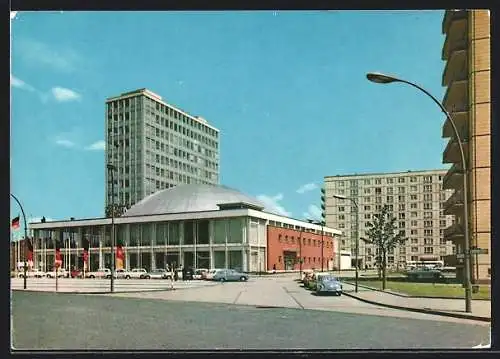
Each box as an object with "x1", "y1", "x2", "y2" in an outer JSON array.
[{"x1": 28, "y1": 184, "x2": 341, "y2": 273}]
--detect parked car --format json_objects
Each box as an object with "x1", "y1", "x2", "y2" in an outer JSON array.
[
  {"x1": 306, "y1": 272, "x2": 332, "y2": 290},
  {"x1": 193, "y1": 268, "x2": 208, "y2": 280},
  {"x1": 71, "y1": 269, "x2": 83, "y2": 278},
  {"x1": 315, "y1": 275, "x2": 343, "y2": 296},
  {"x1": 212, "y1": 269, "x2": 249, "y2": 282},
  {"x1": 114, "y1": 269, "x2": 134, "y2": 279},
  {"x1": 406, "y1": 267, "x2": 444, "y2": 280},
  {"x1": 46, "y1": 268, "x2": 69, "y2": 278},
  {"x1": 302, "y1": 271, "x2": 315, "y2": 287},
  {"x1": 129, "y1": 268, "x2": 150, "y2": 279},
  {"x1": 205, "y1": 269, "x2": 219, "y2": 280},
  {"x1": 18, "y1": 269, "x2": 46, "y2": 278},
  {"x1": 301, "y1": 270, "x2": 314, "y2": 283},
  {"x1": 86, "y1": 268, "x2": 111, "y2": 279},
  {"x1": 149, "y1": 269, "x2": 172, "y2": 280}
]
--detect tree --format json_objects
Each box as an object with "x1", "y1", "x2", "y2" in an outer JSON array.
[
  {"x1": 105, "y1": 204, "x2": 129, "y2": 218},
  {"x1": 365, "y1": 204, "x2": 407, "y2": 290}
]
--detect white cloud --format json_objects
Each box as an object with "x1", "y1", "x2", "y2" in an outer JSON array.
[
  {"x1": 303, "y1": 204, "x2": 322, "y2": 221},
  {"x1": 296, "y1": 182, "x2": 318, "y2": 194},
  {"x1": 10, "y1": 74, "x2": 35, "y2": 92},
  {"x1": 51, "y1": 87, "x2": 81, "y2": 102},
  {"x1": 55, "y1": 138, "x2": 76, "y2": 148},
  {"x1": 16, "y1": 38, "x2": 81, "y2": 73},
  {"x1": 85, "y1": 140, "x2": 105, "y2": 151},
  {"x1": 256, "y1": 193, "x2": 291, "y2": 217}
]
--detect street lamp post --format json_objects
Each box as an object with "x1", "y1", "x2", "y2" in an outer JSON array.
[
  {"x1": 333, "y1": 194, "x2": 359, "y2": 292},
  {"x1": 366, "y1": 72, "x2": 472, "y2": 313},
  {"x1": 11, "y1": 194, "x2": 28, "y2": 289},
  {"x1": 107, "y1": 163, "x2": 117, "y2": 293},
  {"x1": 298, "y1": 226, "x2": 304, "y2": 279}
]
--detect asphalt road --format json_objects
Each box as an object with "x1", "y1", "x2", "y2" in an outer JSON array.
[{"x1": 12, "y1": 291, "x2": 489, "y2": 350}]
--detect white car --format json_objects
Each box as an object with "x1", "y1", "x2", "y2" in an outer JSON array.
[
  {"x1": 18, "y1": 269, "x2": 46, "y2": 278},
  {"x1": 114, "y1": 269, "x2": 134, "y2": 279},
  {"x1": 86, "y1": 268, "x2": 111, "y2": 279},
  {"x1": 193, "y1": 268, "x2": 208, "y2": 280},
  {"x1": 46, "y1": 268, "x2": 68, "y2": 278},
  {"x1": 149, "y1": 269, "x2": 172, "y2": 279},
  {"x1": 130, "y1": 268, "x2": 150, "y2": 279},
  {"x1": 205, "y1": 269, "x2": 224, "y2": 280}
]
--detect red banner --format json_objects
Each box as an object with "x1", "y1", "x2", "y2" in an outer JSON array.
[{"x1": 116, "y1": 246, "x2": 124, "y2": 270}]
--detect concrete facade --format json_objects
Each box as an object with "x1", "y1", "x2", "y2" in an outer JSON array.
[
  {"x1": 324, "y1": 170, "x2": 455, "y2": 270},
  {"x1": 105, "y1": 89, "x2": 220, "y2": 209},
  {"x1": 441, "y1": 10, "x2": 491, "y2": 283}
]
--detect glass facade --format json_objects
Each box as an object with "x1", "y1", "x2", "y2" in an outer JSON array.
[{"x1": 31, "y1": 216, "x2": 254, "y2": 272}]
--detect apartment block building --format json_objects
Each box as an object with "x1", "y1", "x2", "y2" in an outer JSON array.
[
  {"x1": 105, "y1": 89, "x2": 220, "y2": 209},
  {"x1": 441, "y1": 10, "x2": 491, "y2": 283},
  {"x1": 324, "y1": 170, "x2": 456, "y2": 269}
]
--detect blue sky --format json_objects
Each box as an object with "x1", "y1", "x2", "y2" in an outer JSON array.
[{"x1": 10, "y1": 10, "x2": 449, "y2": 229}]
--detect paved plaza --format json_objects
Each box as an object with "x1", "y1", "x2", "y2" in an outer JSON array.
[{"x1": 12, "y1": 287, "x2": 490, "y2": 350}]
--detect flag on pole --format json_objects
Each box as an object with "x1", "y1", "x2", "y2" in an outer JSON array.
[
  {"x1": 54, "y1": 238, "x2": 63, "y2": 268},
  {"x1": 82, "y1": 236, "x2": 90, "y2": 269},
  {"x1": 116, "y1": 239, "x2": 124, "y2": 270},
  {"x1": 11, "y1": 216, "x2": 20, "y2": 230}
]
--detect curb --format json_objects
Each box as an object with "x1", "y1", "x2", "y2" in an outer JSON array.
[
  {"x1": 343, "y1": 281, "x2": 491, "y2": 301},
  {"x1": 12, "y1": 283, "x2": 221, "y2": 295},
  {"x1": 342, "y1": 291, "x2": 490, "y2": 322}
]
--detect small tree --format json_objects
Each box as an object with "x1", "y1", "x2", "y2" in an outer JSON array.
[{"x1": 365, "y1": 204, "x2": 406, "y2": 290}]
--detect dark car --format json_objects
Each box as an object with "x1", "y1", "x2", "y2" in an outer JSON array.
[{"x1": 71, "y1": 269, "x2": 83, "y2": 278}]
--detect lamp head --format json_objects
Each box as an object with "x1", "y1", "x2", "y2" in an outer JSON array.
[{"x1": 366, "y1": 72, "x2": 400, "y2": 84}]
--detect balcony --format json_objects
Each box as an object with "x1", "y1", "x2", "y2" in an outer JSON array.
[
  {"x1": 443, "y1": 222, "x2": 464, "y2": 243},
  {"x1": 443, "y1": 189, "x2": 464, "y2": 215},
  {"x1": 442, "y1": 48, "x2": 467, "y2": 87},
  {"x1": 442, "y1": 9, "x2": 467, "y2": 35},
  {"x1": 443, "y1": 135, "x2": 468, "y2": 164},
  {"x1": 442, "y1": 109, "x2": 468, "y2": 139},
  {"x1": 442, "y1": 163, "x2": 463, "y2": 190},
  {"x1": 442, "y1": 12, "x2": 468, "y2": 60},
  {"x1": 442, "y1": 78, "x2": 468, "y2": 113}
]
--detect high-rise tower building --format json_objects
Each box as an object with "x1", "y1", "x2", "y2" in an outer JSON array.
[
  {"x1": 105, "y1": 88, "x2": 220, "y2": 209},
  {"x1": 441, "y1": 10, "x2": 491, "y2": 283}
]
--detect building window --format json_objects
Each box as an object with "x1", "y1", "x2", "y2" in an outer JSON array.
[
  {"x1": 424, "y1": 238, "x2": 433, "y2": 245},
  {"x1": 411, "y1": 247, "x2": 418, "y2": 252},
  {"x1": 339, "y1": 206, "x2": 345, "y2": 212},
  {"x1": 364, "y1": 205, "x2": 371, "y2": 211},
  {"x1": 364, "y1": 179, "x2": 371, "y2": 185},
  {"x1": 339, "y1": 214, "x2": 345, "y2": 220},
  {"x1": 387, "y1": 187, "x2": 393, "y2": 194},
  {"x1": 424, "y1": 247, "x2": 434, "y2": 254},
  {"x1": 278, "y1": 234, "x2": 282, "y2": 242},
  {"x1": 375, "y1": 188, "x2": 382, "y2": 194},
  {"x1": 278, "y1": 256, "x2": 282, "y2": 263},
  {"x1": 410, "y1": 203, "x2": 417, "y2": 209},
  {"x1": 411, "y1": 238, "x2": 418, "y2": 244},
  {"x1": 411, "y1": 220, "x2": 418, "y2": 227},
  {"x1": 364, "y1": 213, "x2": 371, "y2": 219},
  {"x1": 398, "y1": 177, "x2": 405, "y2": 183},
  {"x1": 375, "y1": 179, "x2": 381, "y2": 184},
  {"x1": 387, "y1": 178, "x2": 393, "y2": 184}
]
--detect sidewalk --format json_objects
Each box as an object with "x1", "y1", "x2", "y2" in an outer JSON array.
[{"x1": 342, "y1": 283, "x2": 490, "y2": 322}]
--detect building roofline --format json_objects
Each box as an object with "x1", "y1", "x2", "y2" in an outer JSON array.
[
  {"x1": 324, "y1": 168, "x2": 450, "y2": 180},
  {"x1": 105, "y1": 88, "x2": 219, "y2": 132}
]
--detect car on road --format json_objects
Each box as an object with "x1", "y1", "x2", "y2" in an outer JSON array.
[
  {"x1": 193, "y1": 268, "x2": 208, "y2": 280},
  {"x1": 18, "y1": 269, "x2": 46, "y2": 278},
  {"x1": 86, "y1": 268, "x2": 111, "y2": 279},
  {"x1": 128, "y1": 268, "x2": 150, "y2": 279},
  {"x1": 212, "y1": 269, "x2": 248, "y2": 282},
  {"x1": 315, "y1": 275, "x2": 343, "y2": 296},
  {"x1": 148, "y1": 269, "x2": 172, "y2": 280},
  {"x1": 114, "y1": 269, "x2": 134, "y2": 279},
  {"x1": 306, "y1": 272, "x2": 333, "y2": 291},
  {"x1": 71, "y1": 269, "x2": 83, "y2": 278},
  {"x1": 406, "y1": 267, "x2": 444, "y2": 280},
  {"x1": 46, "y1": 268, "x2": 69, "y2": 278}
]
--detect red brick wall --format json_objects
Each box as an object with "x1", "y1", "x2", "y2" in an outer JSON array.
[{"x1": 266, "y1": 226, "x2": 337, "y2": 271}]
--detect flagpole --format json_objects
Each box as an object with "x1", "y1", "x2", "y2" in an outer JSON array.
[{"x1": 10, "y1": 194, "x2": 28, "y2": 289}]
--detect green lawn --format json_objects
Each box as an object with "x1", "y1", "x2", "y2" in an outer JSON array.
[{"x1": 358, "y1": 280, "x2": 491, "y2": 300}]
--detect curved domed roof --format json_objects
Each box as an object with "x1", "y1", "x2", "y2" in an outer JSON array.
[{"x1": 123, "y1": 184, "x2": 267, "y2": 217}]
